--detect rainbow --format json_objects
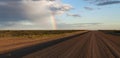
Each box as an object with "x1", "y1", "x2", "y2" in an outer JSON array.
[
  {"x1": 48, "y1": 0, "x2": 61, "y2": 30},
  {"x1": 51, "y1": 15, "x2": 57, "y2": 30}
]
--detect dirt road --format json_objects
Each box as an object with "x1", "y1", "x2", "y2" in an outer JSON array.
[{"x1": 1, "y1": 31, "x2": 120, "y2": 58}]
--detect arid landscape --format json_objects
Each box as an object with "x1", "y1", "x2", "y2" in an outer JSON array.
[
  {"x1": 0, "y1": 30, "x2": 120, "y2": 58},
  {"x1": 0, "y1": 30, "x2": 87, "y2": 57},
  {"x1": 0, "y1": 0, "x2": 120, "y2": 58}
]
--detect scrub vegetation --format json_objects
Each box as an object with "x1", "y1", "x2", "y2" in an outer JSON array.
[
  {"x1": 0, "y1": 30, "x2": 84, "y2": 39},
  {"x1": 99, "y1": 30, "x2": 120, "y2": 35}
]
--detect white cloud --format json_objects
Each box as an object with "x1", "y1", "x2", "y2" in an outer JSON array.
[
  {"x1": 0, "y1": 0, "x2": 73, "y2": 30},
  {"x1": 48, "y1": 1, "x2": 73, "y2": 14}
]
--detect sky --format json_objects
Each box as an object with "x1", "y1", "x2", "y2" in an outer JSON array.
[{"x1": 0, "y1": 0, "x2": 120, "y2": 30}]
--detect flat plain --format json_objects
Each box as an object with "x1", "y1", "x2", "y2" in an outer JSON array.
[{"x1": 0, "y1": 30, "x2": 120, "y2": 58}]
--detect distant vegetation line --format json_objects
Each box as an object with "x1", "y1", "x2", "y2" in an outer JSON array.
[
  {"x1": 99, "y1": 30, "x2": 120, "y2": 35},
  {"x1": 0, "y1": 30, "x2": 83, "y2": 38}
]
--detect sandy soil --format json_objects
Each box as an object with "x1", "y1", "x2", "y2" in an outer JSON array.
[{"x1": 0, "y1": 31, "x2": 87, "y2": 54}]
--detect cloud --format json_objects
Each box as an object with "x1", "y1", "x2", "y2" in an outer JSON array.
[
  {"x1": 0, "y1": 0, "x2": 51, "y2": 28},
  {"x1": 49, "y1": 1, "x2": 73, "y2": 14},
  {"x1": 84, "y1": 6, "x2": 93, "y2": 10},
  {"x1": 66, "y1": 13, "x2": 81, "y2": 17},
  {"x1": 0, "y1": 0, "x2": 19, "y2": 1},
  {"x1": 97, "y1": 1, "x2": 120, "y2": 6},
  {"x1": 0, "y1": 0, "x2": 72, "y2": 29},
  {"x1": 0, "y1": 2, "x2": 8, "y2": 5},
  {"x1": 57, "y1": 23, "x2": 102, "y2": 29},
  {"x1": 84, "y1": 0, "x2": 120, "y2": 6},
  {"x1": 70, "y1": 23, "x2": 101, "y2": 27},
  {"x1": 0, "y1": 2, "x2": 26, "y2": 22}
]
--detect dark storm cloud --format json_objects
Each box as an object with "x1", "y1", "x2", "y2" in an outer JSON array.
[
  {"x1": 97, "y1": 1, "x2": 120, "y2": 6},
  {"x1": 0, "y1": 0, "x2": 21, "y2": 1},
  {"x1": 0, "y1": 0, "x2": 53, "y2": 23},
  {"x1": 0, "y1": 3, "x2": 26, "y2": 22},
  {"x1": 0, "y1": 0, "x2": 56, "y2": 1},
  {"x1": 0, "y1": 0, "x2": 72, "y2": 22},
  {"x1": 0, "y1": 0, "x2": 73, "y2": 29}
]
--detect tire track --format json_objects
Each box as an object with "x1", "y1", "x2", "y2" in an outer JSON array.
[
  {"x1": 95, "y1": 32, "x2": 120, "y2": 58},
  {"x1": 23, "y1": 32, "x2": 91, "y2": 58},
  {"x1": 95, "y1": 34, "x2": 116, "y2": 58}
]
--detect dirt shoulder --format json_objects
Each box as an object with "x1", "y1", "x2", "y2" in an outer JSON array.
[{"x1": 0, "y1": 31, "x2": 88, "y2": 54}]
